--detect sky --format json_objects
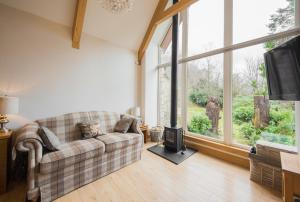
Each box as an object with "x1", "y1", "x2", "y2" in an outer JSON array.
[
  {"x1": 188, "y1": 0, "x2": 293, "y2": 74},
  {"x1": 189, "y1": 0, "x2": 290, "y2": 54}
]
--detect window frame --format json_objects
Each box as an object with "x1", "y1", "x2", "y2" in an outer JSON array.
[{"x1": 157, "y1": 0, "x2": 300, "y2": 152}]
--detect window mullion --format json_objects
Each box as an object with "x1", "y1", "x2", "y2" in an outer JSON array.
[
  {"x1": 295, "y1": 0, "x2": 300, "y2": 152},
  {"x1": 157, "y1": 48, "x2": 162, "y2": 126},
  {"x1": 181, "y1": 9, "x2": 189, "y2": 131},
  {"x1": 223, "y1": 0, "x2": 233, "y2": 145}
]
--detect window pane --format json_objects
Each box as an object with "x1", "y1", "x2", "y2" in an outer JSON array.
[
  {"x1": 160, "y1": 22, "x2": 183, "y2": 65},
  {"x1": 232, "y1": 43, "x2": 296, "y2": 146},
  {"x1": 158, "y1": 66, "x2": 171, "y2": 126},
  {"x1": 158, "y1": 66, "x2": 183, "y2": 127},
  {"x1": 187, "y1": 54, "x2": 224, "y2": 140},
  {"x1": 160, "y1": 44, "x2": 172, "y2": 65},
  {"x1": 233, "y1": 0, "x2": 295, "y2": 44},
  {"x1": 188, "y1": 0, "x2": 224, "y2": 56}
]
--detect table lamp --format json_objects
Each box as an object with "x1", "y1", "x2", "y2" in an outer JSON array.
[
  {"x1": 0, "y1": 96, "x2": 19, "y2": 133},
  {"x1": 132, "y1": 107, "x2": 141, "y2": 118}
]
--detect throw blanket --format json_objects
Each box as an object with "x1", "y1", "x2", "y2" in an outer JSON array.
[{"x1": 12, "y1": 123, "x2": 44, "y2": 163}]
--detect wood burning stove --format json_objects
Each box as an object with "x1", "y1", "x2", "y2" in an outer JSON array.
[
  {"x1": 164, "y1": 126, "x2": 183, "y2": 152},
  {"x1": 163, "y1": 0, "x2": 184, "y2": 153}
]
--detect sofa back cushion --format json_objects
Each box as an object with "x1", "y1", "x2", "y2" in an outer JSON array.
[
  {"x1": 36, "y1": 111, "x2": 120, "y2": 143},
  {"x1": 88, "y1": 111, "x2": 120, "y2": 133},
  {"x1": 36, "y1": 112, "x2": 90, "y2": 143}
]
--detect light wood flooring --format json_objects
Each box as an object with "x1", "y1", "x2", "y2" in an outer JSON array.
[{"x1": 1, "y1": 143, "x2": 282, "y2": 202}]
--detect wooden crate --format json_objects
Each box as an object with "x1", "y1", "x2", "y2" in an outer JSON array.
[
  {"x1": 256, "y1": 140, "x2": 296, "y2": 167},
  {"x1": 249, "y1": 153, "x2": 282, "y2": 192}
]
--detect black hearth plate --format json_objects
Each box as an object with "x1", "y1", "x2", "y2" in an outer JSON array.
[{"x1": 147, "y1": 145, "x2": 196, "y2": 165}]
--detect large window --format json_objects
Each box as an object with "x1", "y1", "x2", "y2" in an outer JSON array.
[
  {"x1": 187, "y1": 0, "x2": 224, "y2": 140},
  {"x1": 187, "y1": 54, "x2": 224, "y2": 140},
  {"x1": 158, "y1": 64, "x2": 183, "y2": 127},
  {"x1": 188, "y1": 0, "x2": 224, "y2": 55},
  {"x1": 231, "y1": 0, "x2": 296, "y2": 146},
  {"x1": 233, "y1": 0, "x2": 295, "y2": 43},
  {"x1": 232, "y1": 43, "x2": 295, "y2": 146},
  {"x1": 158, "y1": 0, "x2": 299, "y2": 149},
  {"x1": 158, "y1": 16, "x2": 183, "y2": 127}
]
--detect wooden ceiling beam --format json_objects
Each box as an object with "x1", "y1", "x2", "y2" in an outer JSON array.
[
  {"x1": 138, "y1": 0, "x2": 198, "y2": 64},
  {"x1": 72, "y1": 0, "x2": 87, "y2": 49},
  {"x1": 155, "y1": 0, "x2": 197, "y2": 25}
]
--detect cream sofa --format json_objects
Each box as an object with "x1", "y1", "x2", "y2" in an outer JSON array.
[{"x1": 13, "y1": 111, "x2": 143, "y2": 202}]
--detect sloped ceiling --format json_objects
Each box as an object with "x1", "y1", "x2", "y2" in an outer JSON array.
[{"x1": 0, "y1": 0, "x2": 159, "y2": 51}]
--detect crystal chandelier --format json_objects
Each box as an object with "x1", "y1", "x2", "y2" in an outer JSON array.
[{"x1": 98, "y1": 0, "x2": 134, "y2": 14}]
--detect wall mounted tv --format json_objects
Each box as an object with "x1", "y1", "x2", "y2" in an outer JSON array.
[{"x1": 264, "y1": 35, "x2": 300, "y2": 101}]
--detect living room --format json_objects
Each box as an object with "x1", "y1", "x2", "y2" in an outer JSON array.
[{"x1": 0, "y1": 0, "x2": 300, "y2": 202}]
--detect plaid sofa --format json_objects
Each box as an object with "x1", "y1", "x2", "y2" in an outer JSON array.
[{"x1": 13, "y1": 111, "x2": 143, "y2": 202}]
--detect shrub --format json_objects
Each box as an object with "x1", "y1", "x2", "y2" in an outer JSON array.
[
  {"x1": 267, "y1": 109, "x2": 295, "y2": 136},
  {"x1": 189, "y1": 90, "x2": 208, "y2": 107},
  {"x1": 240, "y1": 123, "x2": 261, "y2": 146},
  {"x1": 189, "y1": 89, "x2": 224, "y2": 108},
  {"x1": 188, "y1": 114, "x2": 211, "y2": 134},
  {"x1": 266, "y1": 121, "x2": 295, "y2": 136},
  {"x1": 233, "y1": 106, "x2": 254, "y2": 124},
  {"x1": 269, "y1": 110, "x2": 292, "y2": 125}
]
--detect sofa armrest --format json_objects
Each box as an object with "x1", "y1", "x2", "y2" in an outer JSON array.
[
  {"x1": 13, "y1": 123, "x2": 44, "y2": 162},
  {"x1": 13, "y1": 123, "x2": 43, "y2": 200}
]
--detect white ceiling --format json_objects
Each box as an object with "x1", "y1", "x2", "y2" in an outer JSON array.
[{"x1": 0, "y1": 0, "x2": 159, "y2": 51}]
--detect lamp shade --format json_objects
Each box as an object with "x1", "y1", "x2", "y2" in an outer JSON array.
[
  {"x1": 132, "y1": 107, "x2": 141, "y2": 117},
  {"x1": 0, "y1": 96, "x2": 19, "y2": 115}
]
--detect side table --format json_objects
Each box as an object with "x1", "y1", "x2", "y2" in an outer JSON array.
[
  {"x1": 140, "y1": 124, "x2": 150, "y2": 143},
  {"x1": 0, "y1": 130, "x2": 12, "y2": 194},
  {"x1": 281, "y1": 152, "x2": 300, "y2": 202}
]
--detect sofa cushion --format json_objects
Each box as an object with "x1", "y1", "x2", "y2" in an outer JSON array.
[
  {"x1": 95, "y1": 133, "x2": 142, "y2": 152},
  {"x1": 88, "y1": 111, "x2": 120, "y2": 133},
  {"x1": 36, "y1": 112, "x2": 91, "y2": 143},
  {"x1": 77, "y1": 121, "x2": 104, "y2": 139},
  {"x1": 114, "y1": 118, "x2": 133, "y2": 133},
  {"x1": 38, "y1": 126, "x2": 61, "y2": 151},
  {"x1": 40, "y1": 138, "x2": 105, "y2": 174},
  {"x1": 121, "y1": 114, "x2": 142, "y2": 133}
]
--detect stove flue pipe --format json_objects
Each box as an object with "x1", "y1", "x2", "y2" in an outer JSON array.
[{"x1": 170, "y1": 0, "x2": 179, "y2": 128}]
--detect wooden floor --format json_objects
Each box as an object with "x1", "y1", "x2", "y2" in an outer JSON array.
[{"x1": 1, "y1": 143, "x2": 282, "y2": 202}]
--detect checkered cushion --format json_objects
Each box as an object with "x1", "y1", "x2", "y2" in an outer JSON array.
[
  {"x1": 88, "y1": 111, "x2": 120, "y2": 133},
  {"x1": 95, "y1": 133, "x2": 142, "y2": 152},
  {"x1": 36, "y1": 112, "x2": 91, "y2": 143},
  {"x1": 40, "y1": 138, "x2": 105, "y2": 174}
]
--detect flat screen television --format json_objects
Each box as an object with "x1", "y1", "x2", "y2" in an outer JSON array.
[{"x1": 264, "y1": 35, "x2": 300, "y2": 101}]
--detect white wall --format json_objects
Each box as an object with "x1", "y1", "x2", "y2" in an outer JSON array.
[{"x1": 0, "y1": 4, "x2": 140, "y2": 128}]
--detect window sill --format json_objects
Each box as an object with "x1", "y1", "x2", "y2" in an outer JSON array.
[
  {"x1": 184, "y1": 134, "x2": 250, "y2": 169},
  {"x1": 186, "y1": 131, "x2": 251, "y2": 150}
]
